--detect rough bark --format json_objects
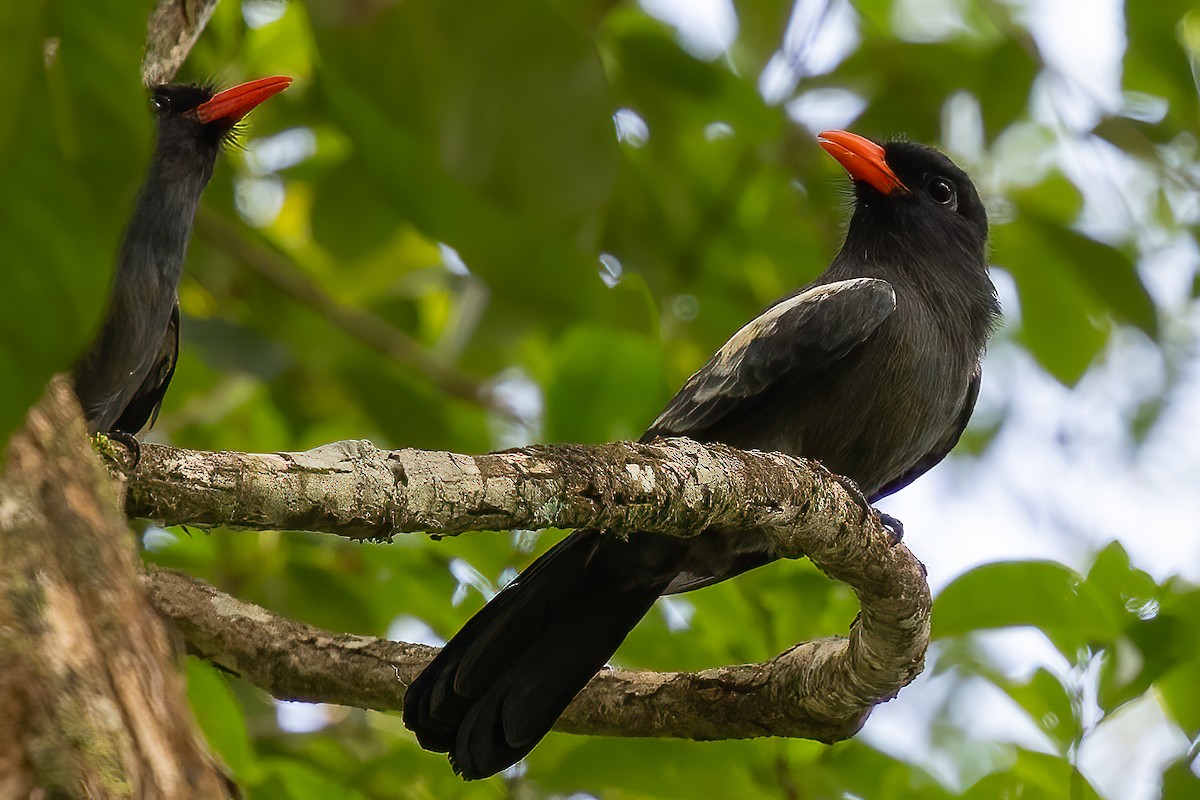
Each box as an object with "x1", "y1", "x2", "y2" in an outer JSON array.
[
  {"x1": 125, "y1": 437, "x2": 878, "y2": 544},
  {"x1": 0, "y1": 378, "x2": 233, "y2": 799},
  {"x1": 118, "y1": 437, "x2": 931, "y2": 743},
  {"x1": 143, "y1": 0, "x2": 220, "y2": 84}
]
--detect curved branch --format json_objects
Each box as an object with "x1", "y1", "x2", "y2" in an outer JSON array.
[
  {"x1": 146, "y1": 550, "x2": 921, "y2": 742},
  {"x1": 123, "y1": 437, "x2": 930, "y2": 741}
]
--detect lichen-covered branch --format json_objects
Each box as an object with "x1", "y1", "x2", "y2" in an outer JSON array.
[
  {"x1": 121, "y1": 437, "x2": 931, "y2": 742},
  {"x1": 125, "y1": 437, "x2": 865, "y2": 545},
  {"x1": 145, "y1": 550, "x2": 921, "y2": 743}
]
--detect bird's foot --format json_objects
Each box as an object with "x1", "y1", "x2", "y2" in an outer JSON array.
[
  {"x1": 829, "y1": 471, "x2": 904, "y2": 546},
  {"x1": 830, "y1": 472, "x2": 872, "y2": 522},
  {"x1": 106, "y1": 431, "x2": 142, "y2": 469},
  {"x1": 878, "y1": 512, "x2": 905, "y2": 546}
]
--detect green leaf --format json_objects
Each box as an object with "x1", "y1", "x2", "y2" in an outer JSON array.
[
  {"x1": 609, "y1": 21, "x2": 725, "y2": 101},
  {"x1": 309, "y1": 0, "x2": 622, "y2": 335},
  {"x1": 934, "y1": 561, "x2": 1117, "y2": 656},
  {"x1": 805, "y1": 740, "x2": 956, "y2": 800},
  {"x1": 991, "y1": 222, "x2": 1108, "y2": 385},
  {"x1": 540, "y1": 324, "x2": 668, "y2": 443},
  {"x1": 1085, "y1": 542, "x2": 1177, "y2": 713},
  {"x1": 974, "y1": 38, "x2": 1039, "y2": 140},
  {"x1": 1124, "y1": 0, "x2": 1200, "y2": 134},
  {"x1": 1084, "y1": 542, "x2": 1159, "y2": 603},
  {"x1": 1158, "y1": 662, "x2": 1200, "y2": 736},
  {"x1": 0, "y1": 0, "x2": 148, "y2": 447},
  {"x1": 1161, "y1": 754, "x2": 1200, "y2": 800},
  {"x1": 187, "y1": 658, "x2": 253, "y2": 777},
  {"x1": 280, "y1": 552, "x2": 384, "y2": 634},
  {"x1": 536, "y1": 737, "x2": 775, "y2": 798},
  {"x1": 963, "y1": 749, "x2": 1101, "y2": 800},
  {"x1": 1001, "y1": 669, "x2": 1077, "y2": 752},
  {"x1": 1029, "y1": 217, "x2": 1158, "y2": 338},
  {"x1": 310, "y1": 160, "x2": 404, "y2": 260},
  {"x1": 730, "y1": 0, "x2": 794, "y2": 75},
  {"x1": 834, "y1": 38, "x2": 1034, "y2": 144},
  {"x1": 253, "y1": 758, "x2": 367, "y2": 800}
]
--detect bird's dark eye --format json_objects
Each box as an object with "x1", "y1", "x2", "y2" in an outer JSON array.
[
  {"x1": 928, "y1": 177, "x2": 956, "y2": 207},
  {"x1": 151, "y1": 94, "x2": 170, "y2": 112}
]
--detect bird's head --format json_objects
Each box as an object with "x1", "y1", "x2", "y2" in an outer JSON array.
[
  {"x1": 148, "y1": 76, "x2": 292, "y2": 163},
  {"x1": 818, "y1": 130, "x2": 988, "y2": 267}
]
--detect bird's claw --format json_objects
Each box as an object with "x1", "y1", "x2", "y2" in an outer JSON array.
[
  {"x1": 829, "y1": 471, "x2": 905, "y2": 546},
  {"x1": 878, "y1": 512, "x2": 905, "y2": 545},
  {"x1": 106, "y1": 431, "x2": 142, "y2": 469},
  {"x1": 830, "y1": 473, "x2": 872, "y2": 522}
]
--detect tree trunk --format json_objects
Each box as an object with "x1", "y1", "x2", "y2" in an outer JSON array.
[{"x1": 0, "y1": 377, "x2": 232, "y2": 799}]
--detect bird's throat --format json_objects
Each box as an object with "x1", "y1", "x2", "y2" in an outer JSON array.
[{"x1": 115, "y1": 148, "x2": 216, "y2": 289}]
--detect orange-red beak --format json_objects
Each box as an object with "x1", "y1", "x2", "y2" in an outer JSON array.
[
  {"x1": 194, "y1": 75, "x2": 292, "y2": 125},
  {"x1": 818, "y1": 130, "x2": 908, "y2": 195}
]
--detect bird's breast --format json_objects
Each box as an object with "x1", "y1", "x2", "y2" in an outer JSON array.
[{"x1": 714, "y1": 297, "x2": 977, "y2": 497}]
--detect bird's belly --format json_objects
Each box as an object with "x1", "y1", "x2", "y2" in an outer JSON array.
[{"x1": 714, "y1": 342, "x2": 969, "y2": 497}]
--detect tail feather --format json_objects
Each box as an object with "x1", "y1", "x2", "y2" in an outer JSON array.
[
  {"x1": 407, "y1": 533, "x2": 596, "y2": 750},
  {"x1": 403, "y1": 529, "x2": 681, "y2": 779}
]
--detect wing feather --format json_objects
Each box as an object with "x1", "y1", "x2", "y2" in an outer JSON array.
[{"x1": 643, "y1": 278, "x2": 896, "y2": 441}]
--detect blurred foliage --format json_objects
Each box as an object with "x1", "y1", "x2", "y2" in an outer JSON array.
[
  {"x1": 3, "y1": 0, "x2": 1200, "y2": 797},
  {"x1": 0, "y1": 0, "x2": 148, "y2": 445}
]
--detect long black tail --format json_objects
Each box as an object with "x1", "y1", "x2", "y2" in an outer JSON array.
[{"x1": 402, "y1": 529, "x2": 682, "y2": 779}]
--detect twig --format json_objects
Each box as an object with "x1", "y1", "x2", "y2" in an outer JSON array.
[{"x1": 195, "y1": 209, "x2": 516, "y2": 419}]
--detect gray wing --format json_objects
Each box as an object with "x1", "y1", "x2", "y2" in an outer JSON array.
[
  {"x1": 642, "y1": 277, "x2": 897, "y2": 442},
  {"x1": 73, "y1": 297, "x2": 178, "y2": 435},
  {"x1": 73, "y1": 316, "x2": 146, "y2": 434},
  {"x1": 113, "y1": 302, "x2": 180, "y2": 434}
]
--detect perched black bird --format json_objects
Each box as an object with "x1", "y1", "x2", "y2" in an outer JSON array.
[
  {"x1": 72, "y1": 75, "x2": 292, "y2": 436},
  {"x1": 403, "y1": 130, "x2": 1000, "y2": 779}
]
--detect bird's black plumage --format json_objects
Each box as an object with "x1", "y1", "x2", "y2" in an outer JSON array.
[
  {"x1": 73, "y1": 77, "x2": 290, "y2": 435},
  {"x1": 403, "y1": 132, "x2": 1000, "y2": 779}
]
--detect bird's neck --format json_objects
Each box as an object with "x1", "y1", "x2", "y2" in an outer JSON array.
[
  {"x1": 113, "y1": 144, "x2": 217, "y2": 292},
  {"x1": 828, "y1": 234, "x2": 999, "y2": 348}
]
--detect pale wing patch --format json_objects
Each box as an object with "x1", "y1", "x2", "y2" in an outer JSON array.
[
  {"x1": 719, "y1": 279, "x2": 877, "y2": 362},
  {"x1": 651, "y1": 278, "x2": 893, "y2": 429}
]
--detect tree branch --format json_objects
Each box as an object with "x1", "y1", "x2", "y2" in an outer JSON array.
[
  {"x1": 124, "y1": 437, "x2": 864, "y2": 542},
  {"x1": 119, "y1": 437, "x2": 930, "y2": 742}
]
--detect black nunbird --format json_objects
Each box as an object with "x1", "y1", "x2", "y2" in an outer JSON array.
[
  {"x1": 404, "y1": 130, "x2": 1000, "y2": 779},
  {"x1": 72, "y1": 75, "x2": 292, "y2": 436}
]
